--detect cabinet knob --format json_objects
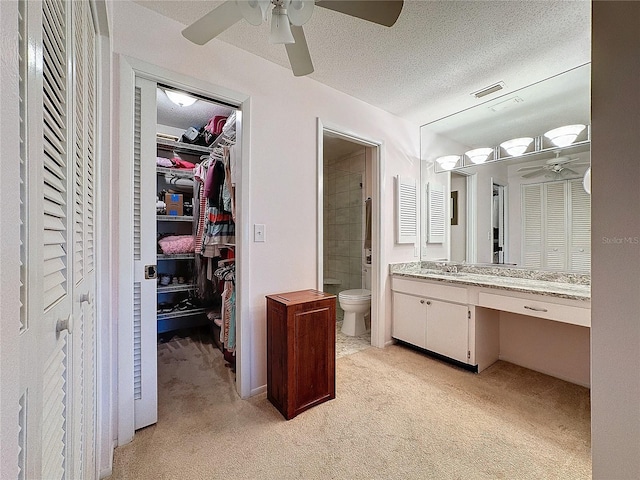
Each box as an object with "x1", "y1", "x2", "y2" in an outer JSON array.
[
  {"x1": 427, "y1": 301, "x2": 431, "y2": 305},
  {"x1": 420, "y1": 299, "x2": 425, "y2": 304}
]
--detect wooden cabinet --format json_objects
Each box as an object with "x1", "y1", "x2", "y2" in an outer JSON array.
[
  {"x1": 266, "y1": 289, "x2": 336, "y2": 420},
  {"x1": 392, "y1": 291, "x2": 470, "y2": 364}
]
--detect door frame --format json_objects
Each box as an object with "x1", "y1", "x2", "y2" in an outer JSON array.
[
  {"x1": 316, "y1": 119, "x2": 386, "y2": 349},
  {"x1": 116, "y1": 55, "x2": 252, "y2": 446}
]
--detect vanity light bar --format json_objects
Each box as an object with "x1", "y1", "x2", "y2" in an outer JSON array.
[{"x1": 433, "y1": 124, "x2": 591, "y2": 173}]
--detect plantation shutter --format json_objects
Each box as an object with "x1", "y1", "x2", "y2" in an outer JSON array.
[
  {"x1": 427, "y1": 182, "x2": 445, "y2": 244},
  {"x1": 396, "y1": 176, "x2": 417, "y2": 244}
]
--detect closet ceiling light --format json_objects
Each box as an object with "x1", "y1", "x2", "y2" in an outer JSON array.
[
  {"x1": 465, "y1": 147, "x2": 493, "y2": 164},
  {"x1": 165, "y1": 90, "x2": 197, "y2": 107},
  {"x1": 435, "y1": 155, "x2": 461, "y2": 170},
  {"x1": 500, "y1": 137, "x2": 533, "y2": 157},
  {"x1": 544, "y1": 124, "x2": 586, "y2": 148}
]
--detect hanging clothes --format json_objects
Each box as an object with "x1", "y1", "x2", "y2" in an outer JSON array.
[{"x1": 201, "y1": 155, "x2": 235, "y2": 258}]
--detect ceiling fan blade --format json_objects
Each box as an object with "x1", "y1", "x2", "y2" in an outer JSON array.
[
  {"x1": 562, "y1": 168, "x2": 579, "y2": 176},
  {"x1": 522, "y1": 169, "x2": 545, "y2": 178},
  {"x1": 316, "y1": 0, "x2": 404, "y2": 27},
  {"x1": 285, "y1": 26, "x2": 314, "y2": 76},
  {"x1": 182, "y1": 1, "x2": 243, "y2": 45},
  {"x1": 517, "y1": 165, "x2": 544, "y2": 171}
]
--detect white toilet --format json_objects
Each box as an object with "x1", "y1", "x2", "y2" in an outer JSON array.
[{"x1": 338, "y1": 264, "x2": 371, "y2": 336}]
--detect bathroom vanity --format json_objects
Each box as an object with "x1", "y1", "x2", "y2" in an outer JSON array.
[{"x1": 390, "y1": 262, "x2": 591, "y2": 378}]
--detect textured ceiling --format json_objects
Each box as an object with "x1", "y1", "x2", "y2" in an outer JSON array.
[
  {"x1": 157, "y1": 87, "x2": 234, "y2": 130},
  {"x1": 134, "y1": 0, "x2": 591, "y2": 126}
]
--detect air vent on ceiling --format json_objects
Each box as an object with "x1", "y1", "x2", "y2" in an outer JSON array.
[{"x1": 471, "y1": 81, "x2": 505, "y2": 99}]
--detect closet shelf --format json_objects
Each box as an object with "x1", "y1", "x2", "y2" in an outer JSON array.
[
  {"x1": 157, "y1": 284, "x2": 197, "y2": 294},
  {"x1": 156, "y1": 166, "x2": 195, "y2": 179},
  {"x1": 157, "y1": 308, "x2": 207, "y2": 321},
  {"x1": 157, "y1": 253, "x2": 195, "y2": 260},
  {"x1": 157, "y1": 215, "x2": 194, "y2": 222},
  {"x1": 156, "y1": 137, "x2": 213, "y2": 155}
]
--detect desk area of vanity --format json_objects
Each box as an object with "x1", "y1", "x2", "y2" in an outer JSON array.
[{"x1": 390, "y1": 261, "x2": 591, "y2": 386}]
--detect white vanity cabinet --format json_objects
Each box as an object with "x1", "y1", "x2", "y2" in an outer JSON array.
[{"x1": 392, "y1": 277, "x2": 472, "y2": 366}]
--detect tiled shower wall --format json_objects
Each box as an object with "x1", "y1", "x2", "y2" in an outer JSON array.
[{"x1": 324, "y1": 148, "x2": 366, "y2": 297}]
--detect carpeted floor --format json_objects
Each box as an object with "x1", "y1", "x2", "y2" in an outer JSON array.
[{"x1": 109, "y1": 331, "x2": 591, "y2": 479}]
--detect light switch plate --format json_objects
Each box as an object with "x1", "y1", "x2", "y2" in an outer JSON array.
[{"x1": 254, "y1": 224, "x2": 266, "y2": 242}]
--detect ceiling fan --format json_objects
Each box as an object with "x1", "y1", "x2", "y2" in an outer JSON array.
[
  {"x1": 181, "y1": 0, "x2": 404, "y2": 77},
  {"x1": 517, "y1": 154, "x2": 590, "y2": 179}
]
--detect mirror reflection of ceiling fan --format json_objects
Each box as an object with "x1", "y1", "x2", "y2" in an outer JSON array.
[
  {"x1": 517, "y1": 154, "x2": 591, "y2": 179},
  {"x1": 181, "y1": 0, "x2": 404, "y2": 77}
]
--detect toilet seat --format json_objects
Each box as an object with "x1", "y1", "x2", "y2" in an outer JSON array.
[{"x1": 339, "y1": 289, "x2": 371, "y2": 301}]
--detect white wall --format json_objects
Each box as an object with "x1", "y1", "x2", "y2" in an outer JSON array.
[
  {"x1": 109, "y1": 1, "x2": 419, "y2": 397},
  {"x1": 591, "y1": 3, "x2": 640, "y2": 478}
]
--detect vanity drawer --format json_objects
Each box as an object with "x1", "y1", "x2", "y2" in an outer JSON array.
[
  {"x1": 477, "y1": 292, "x2": 590, "y2": 327},
  {"x1": 391, "y1": 277, "x2": 467, "y2": 304}
]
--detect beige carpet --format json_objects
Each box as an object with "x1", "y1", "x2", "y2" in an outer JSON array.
[{"x1": 110, "y1": 331, "x2": 591, "y2": 480}]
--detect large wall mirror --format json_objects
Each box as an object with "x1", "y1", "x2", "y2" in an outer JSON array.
[{"x1": 420, "y1": 63, "x2": 591, "y2": 272}]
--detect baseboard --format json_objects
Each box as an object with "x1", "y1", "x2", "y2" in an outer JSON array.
[
  {"x1": 384, "y1": 339, "x2": 395, "y2": 347},
  {"x1": 498, "y1": 355, "x2": 591, "y2": 388},
  {"x1": 251, "y1": 384, "x2": 267, "y2": 396}
]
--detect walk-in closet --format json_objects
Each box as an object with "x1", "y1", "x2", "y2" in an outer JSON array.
[{"x1": 131, "y1": 77, "x2": 241, "y2": 430}]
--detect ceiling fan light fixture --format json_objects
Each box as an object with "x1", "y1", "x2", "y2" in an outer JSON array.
[
  {"x1": 435, "y1": 155, "x2": 461, "y2": 170},
  {"x1": 288, "y1": 0, "x2": 314, "y2": 26},
  {"x1": 583, "y1": 167, "x2": 591, "y2": 194},
  {"x1": 544, "y1": 124, "x2": 586, "y2": 148},
  {"x1": 465, "y1": 147, "x2": 493, "y2": 164},
  {"x1": 165, "y1": 90, "x2": 197, "y2": 107},
  {"x1": 500, "y1": 137, "x2": 533, "y2": 157},
  {"x1": 270, "y1": 6, "x2": 295, "y2": 44}
]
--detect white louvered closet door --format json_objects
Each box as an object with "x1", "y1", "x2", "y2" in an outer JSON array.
[
  {"x1": 133, "y1": 77, "x2": 159, "y2": 430},
  {"x1": 18, "y1": 0, "x2": 98, "y2": 478},
  {"x1": 569, "y1": 179, "x2": 591, "y2": 272},
  {"x1": 522, "y1": 184, "x2": 543, "y2": 268},
  {"x1": 544, "y1": 181, "x2": 567, "y2": 270}
]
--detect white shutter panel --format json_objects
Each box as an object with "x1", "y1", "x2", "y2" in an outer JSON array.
[
  {"x1": 42, "y1": 0, "x2": 69, "y2": 310},
  {"x1": 427, "y1": 183, "x2": 445, "y2": 244},
  {"x1": 569, "y1": 179, "x2": 591, "y2": 272},
  {"x1": 544, "y1": 181, "x2": 567, "y2": 270},
  {"x1": 521, "y1": 184, "x2": 542, "y2": 268},
  {"x1": 396, "y1": 176, "x2": 417, "y2": 244}
]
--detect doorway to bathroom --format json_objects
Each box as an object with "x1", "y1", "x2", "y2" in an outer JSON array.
[{"x1": 317, "y1": 122, "x2": 383, "y2": 356}]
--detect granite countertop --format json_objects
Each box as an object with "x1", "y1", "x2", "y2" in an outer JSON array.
[{"x1": 390, "y1": 262, "x2": 591, "y2": 301}]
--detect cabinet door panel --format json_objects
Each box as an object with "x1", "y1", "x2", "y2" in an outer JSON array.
[
  {"x1": 426, "y1": 301, "x2": 469, "y2": 364},
  {"x1": 392, "y1": 292, "x2": 427, "y2": 349}
]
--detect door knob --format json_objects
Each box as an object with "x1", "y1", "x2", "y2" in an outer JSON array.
[
  {"x1": 80, "y1": 291, "x2": 93, "y2": 304},
  {"x1": 56, "y1": 314, "x2": 74, "y2": 336}
]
